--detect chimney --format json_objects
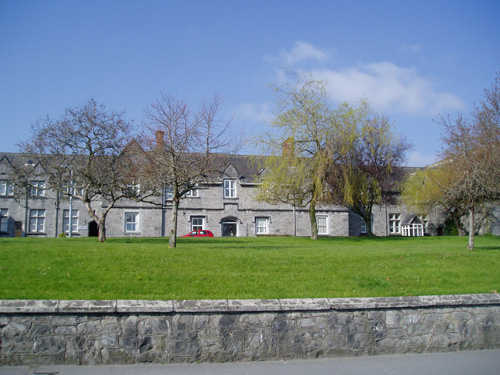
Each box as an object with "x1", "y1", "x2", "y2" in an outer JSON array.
[
  {"x1": 282, "y1": 137, "x2": 294, "y2": 157},
  {"x1": 156, "y1": 130, "x2": 164, "y2": 149}
]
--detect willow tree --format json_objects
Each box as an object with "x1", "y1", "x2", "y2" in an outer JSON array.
[{"x1": 255, "y1": 74, "x2": 342, "y2": 240}]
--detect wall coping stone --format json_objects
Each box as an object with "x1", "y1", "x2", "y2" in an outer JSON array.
[{"x1": 1, "y1": 294, "x2": 499, "y2": 314}]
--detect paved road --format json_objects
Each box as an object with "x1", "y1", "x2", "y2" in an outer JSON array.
[{"x1": 1, "y1": 350, "x2": 500, "y2": 375}]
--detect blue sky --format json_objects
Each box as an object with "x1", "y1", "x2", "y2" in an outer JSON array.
[{"x1": 1, "y1": 0, "x2": 499, "y2": 166}]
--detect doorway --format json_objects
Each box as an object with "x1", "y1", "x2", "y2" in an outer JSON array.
[
  {"x1": 14, "y1": 221, "x2": 23, "y2": 237},
  {"x1": 88, "y1": 221, "x2": 99, "y2": 237},
  {"x1": 221, "y1": 221, "x2": 237, "y2": 237}
]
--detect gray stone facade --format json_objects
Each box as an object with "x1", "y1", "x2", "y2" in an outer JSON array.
[
  {"x1": 1, "y1": 294, "x2": 500, "y2": 365},
  {"x1": 2, "y1": 153, "x2": 498, "y2": 238}
]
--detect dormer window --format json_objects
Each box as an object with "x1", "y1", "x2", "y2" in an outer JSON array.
[
  {"x1": 186, "y1": 188, "x2": 199, "y2": 197},
  {"x1": 223, "y1": 179, "x2": 236, "y2": 198},
  {"x1": 30, "y1": 181, "x2": 46, "y2": 197}
]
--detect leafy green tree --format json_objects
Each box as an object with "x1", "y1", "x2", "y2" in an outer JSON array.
[
  {"x1": 255, "y1": 74, "x2": 340, "y2": 240},
  {"x1": 255, "y1": 73, "x2": 409, "y2": 238},
  {"x1": 402, "y1": 165, "x2": 468, "y2": 236}
]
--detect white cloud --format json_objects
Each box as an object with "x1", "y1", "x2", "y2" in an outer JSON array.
[
  {"x1": 310, "y1": 62, "x2": 465, "y2": 116},
  {"x1": 234, "y1": 102, "x2": 273, "y2": 123},
  {"x1": 280, "y1": 41, "x2": 332, "y2": 65}
]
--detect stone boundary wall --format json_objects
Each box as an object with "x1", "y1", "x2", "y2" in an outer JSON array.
[{"x1": 1, "y1": 294, "x2": 500, "y2": 365}]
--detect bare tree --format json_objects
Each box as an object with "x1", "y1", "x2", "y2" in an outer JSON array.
[
  {"x1": 17, "y1": 99, "x2": 134, "y2": 242},
  {"x1": 404, "y1": 73, "x2": 500, "y2": 249},
  {"x1": 133, "y1": 93, "x2": 241, "y2": 248},
  {"x1": 438, "y1": 109, "x2": 499, "y2": 249},
  {"x1": 328, "y1": 103, "x2": 411, "y2": 236}
]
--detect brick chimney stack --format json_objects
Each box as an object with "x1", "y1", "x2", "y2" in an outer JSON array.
[
  {"x1": 156, "y1": 130, "x2": 164, "y2": 149},
  {"x1": 282, "y1": 137, "x2": 294, "y2": 157}
]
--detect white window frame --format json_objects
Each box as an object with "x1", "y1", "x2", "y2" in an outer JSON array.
[
  {"x1": 186, "y1": 189, "x2": 199, "y2": 198},
  {"x1": 29, "y1": 209, "x2": 45, "y2": 233},
  {"x1": 191, "y1": 216, "x2": 205, "y2": 231},
  {"x1": 0, "y1": 180, "x2": 14, "y2": 196},
  {"x1": 126, "y1": 183, "x2": 141, "y2": 196},
  {"x1": 255, "y1": 217, "x2": 269, "y2": 235},
  {"x1": 360, "y1": 219, "x2": 367, "y2": 234},
  {"x1": 418, "y1": 214, "x2": 429, "y2": 234},
  {"x1": 223, "y1": 179, "x2": 236, "y2": 198},
  {"x1": 389, "y1": 213, "x2": 401, "y2": 234},
  {"x1": 124, "y1": 212, "x2": 139, "y2": 233},
  {"x1": 165, "y1": 187, "x2": 174, "y2": 200},
  {"x1": 30, "y1": 181, "x2": 46, "y2": 197},
  {"x1": 63, "y1": 209, "x2": 79, "y2": 233},
  {"x1": 316, "y1": 215, "x2": 328, "y2": 235},
  {"x1": 0, "y1": 208, "x2": 8, "y2": 232}
]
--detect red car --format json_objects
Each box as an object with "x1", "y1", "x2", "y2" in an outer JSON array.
[{"x1": 181, "y1": 230, "x2": 214, "y2": 238}]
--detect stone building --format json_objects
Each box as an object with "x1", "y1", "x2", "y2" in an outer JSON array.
[{"x1": 0, "y1": 152, "x2": 494, "y2": 239}]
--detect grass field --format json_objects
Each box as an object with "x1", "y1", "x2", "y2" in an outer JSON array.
[{"x1": 0, "y1": 236, "x2": 499, "y2": 300}]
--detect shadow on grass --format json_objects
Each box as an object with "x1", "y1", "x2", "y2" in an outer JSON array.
[{"x1": 475, "y1": 246, "x2": 500, "y2": 251}]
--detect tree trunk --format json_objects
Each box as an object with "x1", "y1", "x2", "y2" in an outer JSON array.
[
  {"x1": 98, "y1": 218, "x2": 106, "y2": 242},
  {"x1": 169, "y1": 199, "x2": 179, "y2": 248},
  {"x1": 309, "y1": 201, "x2": 318, "y2": 240},
  {"x1": 366, "y1": 215, "x2": 373, "y2": 236},
  {"x1": 84, "y1": 199, "x2": 107, "y2": 242},
  {"x1": 467, "y1": 204, "x2": 474, "y2": 250}
]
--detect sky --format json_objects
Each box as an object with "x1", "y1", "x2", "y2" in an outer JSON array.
[{"x1": 1, "y1": 0, "x2": 499, "y2": 166}]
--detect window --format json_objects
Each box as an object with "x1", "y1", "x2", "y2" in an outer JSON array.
[
  {"x1": 186, "y1": 189, "x2": 199, "y2": 197},
  {"x1": 418, "y1": 214, "x2": 429, "y2": 234},
  {"x1": 316, "y1": 215, "x2": 328, "y2": 235},
  {"x1": 124, "y1": 212, "x2": 139, "y2": 232},
  {"x1": 0, "y1": 180, "x2": 14, "y2": 196},
  {"x1": 191, "y1": 217, "x2": 205, "y2": 231},
  {"x1": 30, "y1": 181, "x2": 46, "y2": 197},
  {"x1": 360, "y1": 215, "x2": 373, "y2": 234},
  {"x1": 63, "y1": 209, "x2": 79, "y2": 233},
  {"x1": 389, "y1": 213, "x2": 401, "y2": 234},
  {"x1": 255, "y1": 217, "x2": 269, "y2": 235},
  {"x1": 165, "y1": 187, "x2": 173, "y2": 200},
  {"x1": 126, "y1": 183, "x2": 141, "y2": 196},
  {"x1": 223, "y1": 179, "x2": 236, "y2": 198},
  {"x1": 29, "y1": 209, "x2": 45, "y2": 233},
  {"x1": 360, "y1": 219, "x2": 367, "y2": 234},
  {"x1": 62, "y1": 182, "x2": 84, "y2": 197},
  {"x1": 0, "y1": 209, "x2": 8, "y2": 232}
]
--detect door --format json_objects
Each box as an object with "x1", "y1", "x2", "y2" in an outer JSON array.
[
  {"x1": 14, "y1": 221, "x2": 23, "y2": 237},
  {"x1": 222, "y1": 222, "x2": 237, "y2": 237}
]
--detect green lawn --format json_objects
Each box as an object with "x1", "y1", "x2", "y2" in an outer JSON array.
[{"x1": 1, "y1": 236, "x2": 499, "y2": 300}]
